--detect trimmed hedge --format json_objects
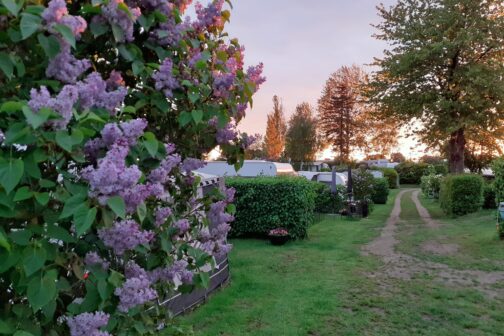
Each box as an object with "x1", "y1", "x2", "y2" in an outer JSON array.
[
  {"x1": 226, "y1": 177, "x2": 315, "y2": 239},
  {"x1": 492, "y1": 158, "x2": 504, "y2": 204},
  {"x1": 395, "y1": 162, "x2": 429, "y2": 184},
  {"x1": 312, "y1": 182, "x2": 345, "y2": 213},
  {"x1": 439, "y1": 174, "x2": 484, "y2": 216},
  {"x1": 483, "y1": 182, "x2": 497, "y2": 209},
  {"x1": 380, "y1": 168, "x2": 399, "y2": 189},
  {"x1": 372, "y1": 178, "x2": 390, "y2": 204}
]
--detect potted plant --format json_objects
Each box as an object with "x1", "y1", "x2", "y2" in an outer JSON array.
[{"x1": 268, "y1": 228, "x2": 290, "y2": 246}]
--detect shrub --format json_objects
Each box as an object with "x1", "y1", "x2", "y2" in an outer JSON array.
[
  {"x1": 352, "y1": 168, "x2": 375, "y2": 202},
  {"x1": 440, "y1": 174, "x2": 484, "y2": 216},
  {"x1": 395, "y1": 161, "x2": 429, "y2": 184},
  {"x1": 0, "y1": 0, "x2": 264, "y2": 334},
  {"x1": 420, "y1": 166, "x2": 443, "y2": 199},
  {"x1": 492, "y1": 158, "x2": 504, "y2": 204},
  {"x1": 372, "y1": 178, "x2": 390, "y2": 204},
  {"x1": 312, "y1": 182, "x2": 346, "y2": 213},
  {"x1": 227, "y1": 177, "x2": 315, "y2": 239},
  {"x1": 379, "y1": 168, "x2": 399, "y2": 189},
  {"x1": 483, "y1": 182, "x2": 497, "y2": 209}
]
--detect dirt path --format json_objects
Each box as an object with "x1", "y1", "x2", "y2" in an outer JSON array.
[{"x1": 363, "y1": 189, "x2": 504, "y2": 298}]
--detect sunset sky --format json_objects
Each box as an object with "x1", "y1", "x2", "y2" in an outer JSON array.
[{"x1": 220, "y1": 0, "x2": 427, "y2": 160}]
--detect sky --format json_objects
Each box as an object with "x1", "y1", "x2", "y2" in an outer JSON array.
[{"x1": 219, "y1": 0, "x2": 426, "y2": 160}]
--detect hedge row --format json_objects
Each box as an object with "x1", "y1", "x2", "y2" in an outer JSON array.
[
  {"x1": 226, "y1": 177, "x2": 315, "y2": 239},
  {"x1": 312, "y1": 183, "x2": 346, "y2": 213},
  {"x1": 395, "y1": 162, "x2": 447, "y2": 184},
  {"x1": 439, "y1": 174, "x2": 484, "y2": 216},
  {"x1": 380, "y1": 168, "x2": 399, "y2": 189},
  {"x1": 372, "y1": 178, "x2": 390, "y2": 204}
]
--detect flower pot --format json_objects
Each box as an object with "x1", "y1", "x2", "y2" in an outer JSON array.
[{"x1": 269, "y1": 235, "x2": 289, "y2": 246}]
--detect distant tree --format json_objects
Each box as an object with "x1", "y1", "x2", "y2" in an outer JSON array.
[
  {"x1": 370, "y1": 0, "x2": 504, "y2": 173},
  {"x1": 365, "y1": 154, "x2": 386, "y2": 161},
  {"x1": 419, "y1": 155, "x2": 445, "y2": 165},
  {"x1": 244, "y1": 134, "x2": 267, "y2": 160},
  {"x1": 285, "y1": 103, "x2": 319, "y2": 163},
  {"x1": 390, "y1": 152, "x2": 406, "y2": 163},
  {"x1": 264, "y1": 95, "x2": 287, "y2": 161},
  {"x1": 319, "y1": 65, "x2": 398, "y2": 162}
]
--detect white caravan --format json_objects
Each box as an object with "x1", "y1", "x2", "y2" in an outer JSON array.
[{"x1": 195, "y1": 160, "x2": 297, "y2": 177}]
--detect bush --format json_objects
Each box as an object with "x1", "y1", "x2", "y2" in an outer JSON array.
[
  {"x1": 379, "y1": 168, "x2": 399, "y2": 189},
  {"x1": 483, "y1": 182, "x2": 497, "y2": 209},
  {"x1": 372, "y1": 178, "x2": 390, "y2": 204},
  {"x1": 440, "y1": 174, "x2": 484, "y2": 216},
  {"x1": 420, "y1": 166, "x2": 443, "y2": 199},
  {"x1": 395, "y1": 161, "x2": 429, "y2": 184},
  {"x1": 492, "y1": 158, "x2": 504, "y2": 204},
  {"x1": 352, "y1": 168, "x2": 375, "y2": 202},
  {"x1": 227, "y1": 177, "x2": 316, "y2": 239},
  {"x1": 312, "y1": 182, "x2": 345, "y2": 213}
]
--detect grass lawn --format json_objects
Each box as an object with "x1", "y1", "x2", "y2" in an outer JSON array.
[{"x1": 181, "y1": 188, "x2": 504, "y2": 335}]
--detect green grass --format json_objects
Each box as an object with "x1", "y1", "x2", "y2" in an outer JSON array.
[
  {"x1": 181, "y1": 189, "x2": 504, "y2": 335},
  {"x1": 397, "y1": 192, "x2": 504, "y2": 272}
]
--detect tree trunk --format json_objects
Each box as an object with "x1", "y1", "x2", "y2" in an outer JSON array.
[{"x1": 448, "y1": 128, "x2": 465, "y2": 174}]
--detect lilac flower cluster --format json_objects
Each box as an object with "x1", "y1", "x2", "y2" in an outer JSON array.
[
  {"x1": 98, "y1": 220, "x2": 154, "y2": 255},
  {"x1": 182, "y1": 158, "x2": 205, "y2": 172},
  {"x1": 28, "y1": 85, "x2": 79, "y2": 129},
  {"x1": 240, "y1": 133, "x2": 259, "y2": 150},
  {"x1": 193, "y1": 0, "x2": 225, "y2": 31},
  {"x1": 155, "y1": 207, "x2": 172, "y2": 226},
  {"x1": 100, "y1": 0, "x2": 141, "y2": 43},
  {"x1": 212, "y1": 71, "x2": 235, "y2": 98},
  {"x1": 66, "y1": 311, "x2": 110, "y2": 336},
  {"x1": 114, "y1": 272, "x2": 157, "y2": 312},
  {"x1": 152, "y1": 58, "x2": 179, "y2": 98},
  {"x1": 148, "y1": 153, "x2": 182, "y2": 184},
  {"x1": 246, "y1": 63, "x2": 266, "y2": 92},
  {"x1": 42, "y1": 0, "x2": 90, "y2": 83},
  {"x1": 84, "y1": 252, "x2": 110, "y2": 270},
  {"x1": 149, "y1": 260, "x2": 193, "y2": 286},
  {"x1": 28, "y1": 72, "x2": 127, "y2": 130}
]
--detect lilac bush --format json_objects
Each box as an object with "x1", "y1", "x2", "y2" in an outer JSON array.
[{"x1": 0, "y1": 0, "x2": 264, "y2": 334}]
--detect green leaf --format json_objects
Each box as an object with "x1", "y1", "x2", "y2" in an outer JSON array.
[
  {"x1": 9, "y1": 229, "x2": 32, "y2": 245},
  {"x1": 47, "y1": 224, "x2": 75, "y2": 243},
  {"x1": 191, "y1": 109, "x2": 203, "y2": 124},
  {"x1": 137, "y1": 201, "x2": 147, "y2": 223},
  {"x1": 73, "y1": 206, "x2": 97, "y2": 236},
  {"x1": 22, "y1": 106, "x2": 50, "y2": 129},
  {"x1": 60, "y1": 194, "x2": 87, "y2": 219},
  {"x1": 108, "y1": 270, "x2": 124, "y2": 287},
  {"x1": 34, "y1": 192, "x2": 49, "y2": 206},
  {"x1": 1, "y1": 0, "x2": 23, "y2": 17},
  {"x1": 178, "y1": 112, "x2": 192, "y2": 127},
  {"x1": 143, "y1": 132, "x2": 158, "y2": 157},
  {"x1": 13, "y1": 331, "x2": 35, "y2": 336},
  {"x1": 14, "y1": 186, "x2": 33, "y2": 201},
  {"x1": 199, "y1": 272, "x2": 210, "y2": 288},
  {"x1": 0, "y1": 101, "x2": 23, "y2": 113},
  {"x1": 0, "y1": 159, "x2": 24, "y2": 194},
  {"x1": 132, "y1": 60, "x2": 144, "y2": 75},
  {"x1": 107, "y1": 196, "x2": 126, "y2": 219},
  {"x1": 111, "y1": 23, "x2": 124, "y2": 43},
  {"x1": 22, "y1": 245, "x2": 47, "y2": 276},
  {"x1": 37, "y1": 33, "x2": 60, "y2": 58},
  {"x1": 55, "y1": 130, "x2": 75, "y2": 152},
  {"x1": 0, "y1": 52, "x2": 14, "y2": 79},
  {"x1": 89, "y1": 20, "x2": 108, "y2": 37},
  {"x1": 188, "y1": 90, "x2": 199, "y2": 103},
  {"x1": 27, "y1": 270, "x2": 57, "y2": 311},
  {"x1": 53, "y1": 23, "x2": 76, "y2": 48},
  {"x1": 0, "y1": 227, "x2": 10, "y2": 251},
  {"x1": 20, "y1": 13, "x2": 42, "y2": 39},
  {"x1": 0, "y1": 320, "x2": 14, "y2": 334}
]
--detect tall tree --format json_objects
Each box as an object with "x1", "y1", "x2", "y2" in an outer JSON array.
[
  {"x1": 318, "y1": 65, "x2": 398, "y2": 162},
  {"x1": 370, "y1": 0, "x2": 504, "y2": 173},
  {"x1": 390, "y1": 152, "x2": 406, "y2": 163},
  {"x1": 264, "y1": 95, "x2": 287, "y2": 161},
  {"x1": 285, "y1": 103, "x2": 319, "y2": 163},
  {"x1": 318, "y1": 66, "x2": 368, "y2": 162}
]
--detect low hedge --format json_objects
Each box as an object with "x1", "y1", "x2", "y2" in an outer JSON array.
[
  {"x1": 483, "y1": 182, "x2": 497, "y2": 209},
  {"x1": 395, "y1": 162, "x2": 429, "y2": 184},
  {"x1": 439, "y1": 174, "x2": 484, "y2": 216},
  {"x1": 372, "y1": 178, "x2": 390, "y2": 204},
  {"x1": 379, "y1": 168, "x2": 399, "y2": 189},
  {"x1": 312, "y1": 182, "x2": 345, "y2": 213},
  {"x1": 226, "y1": 177, "x2": 315, "y2": 239}
]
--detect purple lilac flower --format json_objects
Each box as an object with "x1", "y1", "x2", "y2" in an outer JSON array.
[
  {"x1": 84, "y1": 138, "x2": 104, "y2": 161},
  {"x1": 224, "y1": 187, "x2": 235, "y2": 203},
  {"x1": 236, "y1": 103, "x2": 247, "y2": 119},
  {"x1": 66, "y1": 311, "x2": 110, "y2": 336},
  {"x1": 101, "y1": 123, "x2": 123, "y2": 147},
  {"x1": 84, "y1": 252, "x2": 110, "y2": 270},
  {"x1": 149, "y1": 260, "x2": 193, "y2": 285},
  {"x1": 98, "y1": 219, "x2": 154, "y2": 255},
  {"x1": 148, "y1": 154, "x2": 182, "y2": 183},
  {"x1": 152, "y1": 58, "x2": 179, "y2": 98},
  {"x1": 77, "y1": 72, "x2": 127, "y2": 115},
  {"x1": 165, "y1": 143, "x2": 176, "y2": 154},
  {"x1": 43, "y1": 0, "x2": 87, "y2": 39},
  {"x1": 193, "y1": 0, "x2": 224, "y2": 31},
  {"x1": 182, "y1": 158, "x2": 205, "y2": 172},
  {"x1": 155, "y1": 207, "x2": 172, "y2": 226},
  {"x1": 100, "y1": 0, "x2": 141, "y2": 43},
  {"x1": 120, "y1": 118, "x2": 148, "y2": 146},
  {"x1": 46, "y1": 44, "x2": 91, "y2": 83},
  {"x1": 246, "y1": 63, "x2": 266, "y2": 92},
  {"x1": 188, "y1": 50, "x2": 203, "y2": 68},
  {"x1": 212, "y1": 71, "x2": 235, "y2": 98},
  {"x1": 125, "y1": 261, "x2": 149, "y2": 279},
  {"x1": 114, "y1": 273, "x2": 157, "y2": 312},
  {"x1": 172, "y1": 219, "x2": 190, "y2": 234},
  {"x1": 151, "y1": 17, "x2": 188, "y2": 47},
  {"x1": 240, "y1": 133, "x2": 259, "y2": 150},
  {"x1": 106, "y1": 70, "x2": 125, "y2": 90},
  {"x1": 208, "y1": 201, "x2": 234, "y2": 229},
  {"x1": 216, "y1": 122, "x2": 237, "y2": 145},
  {"x1": 28, "y1": 85, "x2": 79, "y2": 129}
]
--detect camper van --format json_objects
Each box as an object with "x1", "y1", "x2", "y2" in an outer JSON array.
[
  {"x1": 298, "y1": 171, "x2": 348, "y2": 186},
  {"x1": 195, "y1": 160, "x2": 297, "y2": 177}
]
